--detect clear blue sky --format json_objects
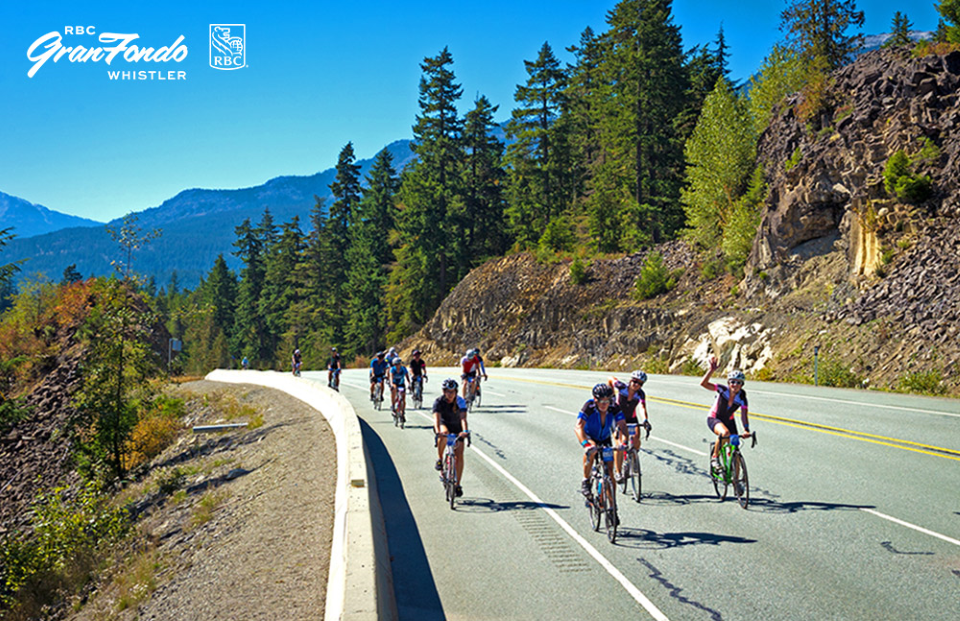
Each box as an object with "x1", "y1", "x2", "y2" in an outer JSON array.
[{"x1": 0, "y1": 1, "x2": 941, "y2": 223}]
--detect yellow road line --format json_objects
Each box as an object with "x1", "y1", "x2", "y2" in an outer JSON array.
[{"x1": 490, "y1": 374, "x2": 960, "y2": 461}]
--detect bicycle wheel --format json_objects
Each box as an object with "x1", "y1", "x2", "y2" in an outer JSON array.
[
  {"x1": 626, "y1": 451, "x2": 642, "y2": 502},
  {"x1": 591, "y1": 473, "x2": 603, "y2": 531},
  {"x1": 375, "y1": 385, "x2": 383, "y2": 411},
  {"x1": 604, "y1": 479, "x2": 618, "y2": 543},
  {"x1": 445, "y1": 453, "x2": 457, "y2": 510},
  {"x1": 733, "y1": 452, "x2": 749, "y2": 509},
  {"x1": 413, "y1": 382, "x2": 422, "y2": 409},
  {"x1": 711, "y1": 453, "x2": 728, "y2": 500}
]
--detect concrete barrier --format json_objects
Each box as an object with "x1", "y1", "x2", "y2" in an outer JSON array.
[{"x1": 205, "y1": 370, "x2": 396, "y2": 621}]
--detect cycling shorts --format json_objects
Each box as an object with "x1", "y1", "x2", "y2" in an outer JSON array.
[
  {"x1": 707, "y1": 416, "x2": 738, "y2": 436},
  {"x1": 371, "y1": 374, "x2": 385, "y2": 383},
  {"x1": 461, "y1": 371, "x2": 477, "y2": 381}
]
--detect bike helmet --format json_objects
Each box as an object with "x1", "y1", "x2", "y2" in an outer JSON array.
[
  {"x1": 728, "y1": 370, "x2": 746, "y2": 383},
  {"x1": 592, "y1": 383, "x2": 615, "y2": 400},
  {"x1": 630, "y1": 370, "x2": 648, "y2": 383},
  {"x1": 470, "y1": 348, "x2": 480, "y2": 357},
  {"x1": 294, "y1": 349, "x2": 300, "y2": 355},
  {"x1": 393, "y1": 358, "x2": 403, "y2": 365},
  {"x1": 331, "y1": 346, "x2": 337, "y2": 352},
  {"x1": 442, "y1": 378, "x2": 458, "y2": 391},
  {"x1": 412, "y1": 349, "x2": 421, "y2": 356},
  {"x1": 376, "y1": 351, "x2": 385, "y2": 358}
]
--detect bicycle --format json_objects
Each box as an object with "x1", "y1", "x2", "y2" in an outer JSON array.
[
  {"x1": 438, "y1": 432, "x2": 470, "y2": 510},
  {"x1": 710, "y1": 432, "x2": 756, "y2": 509},
  {"x1": 371, "y1": 378, "x2": 384, "y2": 410},
  {"x1": 584, "y1": 445, "x2": 621, "y2": 543},
  {"x1": 392, "y1": 385, "x2": 406, "y2": 428},
  {"x1": 328, "y1": 368, "x2": 341, "y2": 391},
  {"x1": 411, "y1": 375, "x2": 425, "y2": 409},
  {"x1": 619, "y1": 422, "x2": 650, "y2": 503},
  {"x1": 465, "y1": 376, "x2": 481, "y2": 412},
  {"x1": 292, "y1": 362, "x2": 302, "y2": 377}
]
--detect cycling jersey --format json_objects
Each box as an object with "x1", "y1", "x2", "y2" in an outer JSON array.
[
  {"x1": 293, "y1": 352, "x2": 302, "y2": 364},
  {"x1": 709, "y1": 384, "x2": 748, "y2": 422},
  {"x1": 612, "y1": 380, "x2": 646, "y2": 424},
  {"x1": 409, "y1": 358, "x2": 427, "y2": 377},
  {"x1": 370, "y1": 358, "x2": 388, "y2": 377},
  {"x1": 390, "y1": 365, "x2": 408, "y2": 387},
  {"x1": 328, "y1": 354, "x2": 342, "y2": 370},
  {"x1": 577, "y1": 399, "x2": 625, "y2": 443},
  {"x1": 460, "y1": 355, "x2": 485, "y2": 377},
  {"x1": 433, "y1": 395, "x2": 467, "y2": 432}
]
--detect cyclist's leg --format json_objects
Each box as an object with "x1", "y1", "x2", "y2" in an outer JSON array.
[
  {"x1": 710, "y1": 418, "x2": 729, "y2": 458},
  {"x1": 455, "y1": 439, "x2": 465, "y2": 484},
  {"x1": 398, "y1": 386, "x2": 406, "y2": 414}
]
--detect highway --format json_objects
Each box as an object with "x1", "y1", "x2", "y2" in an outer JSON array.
[{"x1": 306, "y1": 367, "x2": 960, "y2": 620}]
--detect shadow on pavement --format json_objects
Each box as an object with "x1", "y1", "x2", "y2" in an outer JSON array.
[
  {"x1": 454, "y1": 497, "x2": 568, "y2": 513},
  {"x1": 360, "y1": 418, "x2": 445, "y2": 621},
  {"x1": 614, "y1": 528, "x2": 757, "y2": 550}
]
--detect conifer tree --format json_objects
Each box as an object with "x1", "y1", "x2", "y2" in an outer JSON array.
[
  {"x1": 259, "y1": 217, "x2": 305, "y2": 359},
  {"x1": 747, "y1": 45, "x2": 806, "y2": 132},
  {"x1": 780, "y1": 0, "x2": 864, "y2": 69},
  {"x1": 202, "y1": 254, "x2": 237, "y2": 340},
  {"x1": 885, "y1": 12, "x2": 913, "y2": 47},
  {"x1": 505, "y1": 42, "x2": 571, "y2": 247},
  {"x1": 565, "y1": 27, "x2": 603, "y2": 208},
  {"x1": 462, "y1": 95, "x2": 509, "y2": 262},
  {"x1": 326, "y1": 142, "x2": 363, "y2": 343},
  {"x1": 231, "y1": 217, "x2": 268, "y2": 363},
  {"x1": 936, "y1": 0, "x2": 960, "y2": 43}
]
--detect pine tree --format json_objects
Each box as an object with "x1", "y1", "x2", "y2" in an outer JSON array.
[
  {"x1": 505, "y1": 42, "x2": 570, "y2": 247},
  {"x1": 232, "y1": 216, "x2": 269, "y2": 363},
  {"x1": 937, "y1": 0, "x2": 960, "y2": 44},
  {"x1": 201, "y1": 254, "x2": 237, "y2": 341},
  {"x1": 780, "y1": 0, "x2": 865, "y2": 69},
  {"x1": 565, "y1": 27, "x2": 603, "y2": 210},
  {"x1": 61, "y1": 264, "x2": 83, "y2": 285},
  {"x1": 462, "y1": 95, "x2": 509, "y2": 262},
  {"x1": 325, "y1": 142, "x2": 363, "y2": 343},
  {"x1": 391, "y1": 47, "x2": 464, "y2": 336},
  {"x1": 885, "y1": 12, "x2": 913, "y2": 47},
  {"x1": 259, "y1": 217, "x2": 305, "y2": 360},
  {"x1": 715, "y1": 24, "x2": 731, "y2": 79}
]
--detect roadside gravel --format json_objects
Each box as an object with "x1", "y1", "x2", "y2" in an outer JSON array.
[{"x1": 73, "y1": 380, "x2": 337, "y2": 621}]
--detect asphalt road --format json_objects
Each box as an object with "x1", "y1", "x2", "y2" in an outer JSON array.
[{"x1": 307, "y1": 367, "x2": 960, "y2": 621}]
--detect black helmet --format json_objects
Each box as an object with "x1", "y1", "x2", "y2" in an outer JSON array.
[
  {"x1": 442, "y1": 378, "x2": 458, "y2": 391},
  {"x1": 412, "y1": 349, "x2": 421, "y2": 356},
  {"x1": 592, "y1": 383, "x2": 615, "y2": 400},
  {"x1": 376, "y1": 351, "x2": 385, "y2": 358}
]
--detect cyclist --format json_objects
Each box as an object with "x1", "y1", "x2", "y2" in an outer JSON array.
[
  {"x1": 700, "y1": 355, "x2": 751, "y2": 475},
  {"x1": 433, "y1": 378, "x2": 469, "y2": 497},
  {"x1": 389, "y1": 357, "x2": 409, "y2": 417},
  {"x1": 409, "y1": 349, "x2": 428, "y2": 400},
  {"x1": 292, "y1": 348, "x2": 302, "y2": 376},
  {"x1": 386, "y1": 346, "x2": 399, "y2": 365},
  {"x1": 241, "y1": 356, "x2": 249, "y2": 370},
  {"x1": 575, "y1": 383, "x2": 627, "y2": 503},
  {"x1": 608, "y1": 370, "x2": 652, "y2": 481},
  {"x1": 369, "y1": 351, "x2": 389, "y2": 402},
  {"x1": 459, "y1": 348, "x2": 487, "y2": 401},
  {"x1": 327, "y1": 347, "x2": 343, "y2": 388}
]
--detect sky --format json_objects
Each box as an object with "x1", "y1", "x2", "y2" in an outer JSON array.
[{"x1": 0, "y1": 0, "x2": 942, "y2": 223}]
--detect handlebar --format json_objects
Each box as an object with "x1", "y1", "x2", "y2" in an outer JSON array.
[{"x1": 436, "y1": 431, "x2": 471, "y2": 447}]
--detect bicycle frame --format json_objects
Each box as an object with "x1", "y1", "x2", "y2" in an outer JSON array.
[
  {"x1": 710, "y1": 433, "x2": 754, "y2": 508},
  {"x1": 585, "y1": 446, "x2": 621, "y2": 543},
  {"x1": 439, "y1": 432, "x2": 470, "y2": 509}
]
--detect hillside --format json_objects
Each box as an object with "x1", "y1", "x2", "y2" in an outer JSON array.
[
  {"x1": 403, "y1": 47, "x2": 960, "y2": 395},
  {"x1": 0, "y1": 192, "x2": 101, "y2": 238},
  {"x1": 3, "y1": 140, "x2": 414, "y2": 288}
]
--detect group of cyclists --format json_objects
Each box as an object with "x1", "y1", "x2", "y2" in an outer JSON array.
[{"x1": 292, "y1": 342, "x2": 751, "y2": 516}]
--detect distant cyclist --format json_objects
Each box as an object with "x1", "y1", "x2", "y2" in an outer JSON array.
[
  {"x1": 292, "y1": 348, "x2": 302, "y2": 376},
  {"x1": 327, "y1": 347, "x2": 343, "y2": 388},
  {"x1": 241, "y1": 356, "x2": 249, "y2": 370},
  {"x1": 608, "y1": 370, "x2": 652, "y2": 480},
  {"x1": 409, "y1": 349, "x2": 427, "y2": 394},
  {"x1": 386, "y1": 346, "x2": 399, "y2": 365},
  {"x1": 575, "y1": 383, "x2": 627, "y2": 503},
  {"x1": 369, "y1": 351, "x2": 389, "y2": 401},
  {"x1": 700, "y1": 355, "x2": 751, "y2": 475},
  {"x1": 459, "y1": 348, "x2": 487, "y2": 401},
  {"x1": 389, "y1": 357, "x2": 409, "y2": 416},
  {"x1": 434, "y1": 378, "x2": 470, "y2": 498}
]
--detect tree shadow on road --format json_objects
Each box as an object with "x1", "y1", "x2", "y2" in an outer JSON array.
[{"x1": 360, "y1": 418, "x2": 444, "y2": 621}]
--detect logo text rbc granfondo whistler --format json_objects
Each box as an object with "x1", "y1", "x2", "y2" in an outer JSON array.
[{"x1": 25, "y1": 24, "x2": 247, "y2": 80}]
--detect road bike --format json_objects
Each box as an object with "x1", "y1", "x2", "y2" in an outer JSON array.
[
  {"x1": 710, "y1": 432, "x2": 756, "y2": 509},
  {"x1": 585, "y1": 446, "x2": 621, "y2": 543},
  {"x1": 465, "y1": 376, "x2": 481, "y2": 412},
  {"x1": 371, "y1": 378, "x2": 384, "y2": 410},
  {"x1": 292, "y1": 361, "x2": 302, "y2": 377},
  {"x1": 438, "y1": 432, "x2": 470, "y2": 510},
  {"x1": 411, "y1": 375, "x2": 425, "y2": 409},
  {"x1": 619, "y1": 422, "x2": 650, "y2": 503},
  {"x1": 328, "y1": 367, "x2": 341, "y2": 391},
  {"x1": 392, "y1": 385, "x2": 407, "y2": 429}
]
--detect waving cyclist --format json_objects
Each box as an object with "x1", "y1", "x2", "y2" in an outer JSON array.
[
  {"x1": 369, "y1": 351, "x2": 389, "y2": 401},
  {"x1": 575, "y1": 384, "x2": 627, "y2": 500},
  {"x1": 459, "y1": 348, "x2": 487, "y2": 400},
  {"x1": 327, "y1": 347, "x2": 343, "y2": 388},
  {"x1": 701, "y1": 355, "x2": 751, "y2": 474},
  {"x1": 433, "y1": 378, "x2": 469, "y2": 497},
  {"x1": 608, "y1": 370, "x2": 651, "y2": 480}
]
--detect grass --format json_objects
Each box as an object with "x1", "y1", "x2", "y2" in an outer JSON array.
[{"x1": 191, "y1": 491, "x2": 228, "y2": 528}]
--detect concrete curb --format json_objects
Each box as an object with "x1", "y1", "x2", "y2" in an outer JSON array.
[{"x1": 205, "y1": 370, "x2": 397, "y2": 621}]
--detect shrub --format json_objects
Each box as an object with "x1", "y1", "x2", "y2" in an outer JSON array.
[
  {"x1": 817, "y1": 357, "x2": 863, "y2": 388},
  {"x1": 897, "y1": 370, "x2": 946, "y2": 395},
  {"x1": 569, "y1": 257, "x2": 588, "y2": 285},
  {"x1": 884, "y1": 150, "x2": 933, "y2": 204},
  {"x1": 634, "y1": 252, "x2": 677, "y2": 300},
  {"x1": 785, "y1": 146, "x2": 802, "y2": 171}
]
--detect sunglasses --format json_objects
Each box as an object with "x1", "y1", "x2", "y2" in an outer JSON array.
[
  {"x1": 729, "y1": 380, "x2": 743, "y2": 386},
  {"x1": 630, "y1": 379, "x2": 643, "y2": 385},
  {"x1": 597, "y1": 398, "x2": 611, "y2": 405}
]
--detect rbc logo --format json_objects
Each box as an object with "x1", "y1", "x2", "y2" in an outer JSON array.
[{"x1": 209, "y1": 24, "x2": 245, "y2": 70}]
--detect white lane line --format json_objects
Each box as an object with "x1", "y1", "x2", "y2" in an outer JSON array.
[
  {"x1": 469, "y1": 443, "x2": 670, "y2": 620},
  {"x1": 484, "y1": 390, "x2": 507, "y2": 397},
  {"x1": 861, "y1": 509, "x2": 960, "y2": 547},
  {"x1": 545, "y1": 406, "x2": 573, "y2": 415}
]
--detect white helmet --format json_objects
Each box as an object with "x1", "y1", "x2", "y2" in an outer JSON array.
[{"x1": 630, "y1": 370, "x2": 647, "y2": 383}]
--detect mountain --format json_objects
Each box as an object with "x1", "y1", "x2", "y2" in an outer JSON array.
[
  {"x1": 0, "y1": 191, "x2": 102, "y2": 238},
  {"x1": 860, "y1": 30, "x2": 933, "y2": 53},
  {"x1": 2, "y1": 140, "x2": 415, "y2": 288}
]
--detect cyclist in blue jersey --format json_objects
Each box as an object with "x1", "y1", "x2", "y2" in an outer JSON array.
[
  {"x1": 369, "y1": 351, "x2": 389, "y2": 401},
  {"x1": 575, "y1": 383, "x2": 627, "y2": 499},
  {"x1": 389, "y1": 357, "x2": 409, "y2": 415},
  {"x1": 608, "y1": 370, "x2": 652, "y2": 481},
  {"x1": 701, "y1": 355, "x2": 751, "y2": 474}
]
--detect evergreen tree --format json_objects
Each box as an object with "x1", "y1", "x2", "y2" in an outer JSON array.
[
  {"x1": 681, "y1": 78, "x2": 757, "y2": 260},
  {"x1": 326, "y1": 142, "x2": 363, "y2": 343},
  {"x1": 505, "y1": 42, "x2": 571, "y2": 247},
  {"x1": 780, "y1": 0, "x2": 865, "y2": 69},
  {"x1": 937, "y1": 0, "x2": 960, "y2": 43},
  {"x1": 462, "y1": 95, "x2": 509, "y2": 262},
  {"x1": 61, "y1": 264, "x2": 83, "y2": 285},
  {"x1": 589, "y1": 0, "x2": 689, "y2": 249},
  {"x1": 201, "y1": 254, "x2": 237, "y2": 340},
  {"x1": 714, "y1": 24, "x2": 731, "y2": 79},
  {"x1": 344, "y1": 149, "x2": 399, "y2": 356},
  {"x1": 259, "y1": 217, "x2": 305, "y2": 359},
  {"x1": 232, "y1": 216, "x2": 269, "y2": 363},
  {"x1": 391, "y1": 47, "x2": 464, "y2": 336},
  {"x1": 885, "y1": 12, "x2": 913, "y2": 47}
]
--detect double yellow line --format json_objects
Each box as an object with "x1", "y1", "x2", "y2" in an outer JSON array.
[{"x1": 491, "y1": 375, "x2": 960, "y2": 462}]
